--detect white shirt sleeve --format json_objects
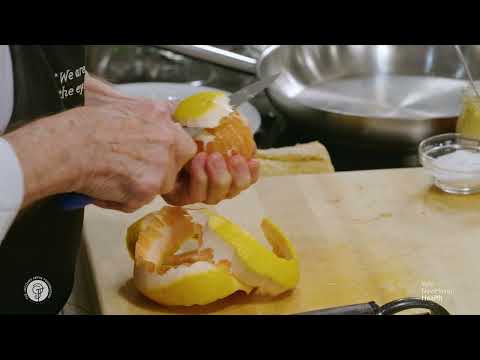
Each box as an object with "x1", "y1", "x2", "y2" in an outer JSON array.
[
  {"x1": 0, "y1": 138, "x2": 24, "y2": 245},
  {"x1": 0, "y1": 45, "x2": 20, "y2": 245}
]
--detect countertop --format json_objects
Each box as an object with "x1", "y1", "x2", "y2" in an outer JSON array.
[{"x1": 82, "y1": 168, "x2": 480, "y2": 315}]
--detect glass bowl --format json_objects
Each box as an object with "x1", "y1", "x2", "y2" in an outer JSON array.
[{"x1": 419, "y1": 133, "x2": 480, "y2": 195}]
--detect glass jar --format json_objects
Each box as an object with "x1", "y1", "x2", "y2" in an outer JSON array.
[{"x1": 456, "y1": 85, "x2": 480, "y2": 139}]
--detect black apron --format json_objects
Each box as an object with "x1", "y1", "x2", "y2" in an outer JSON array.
[{"x1": 0, "y1": 45, "x2": 86, "y2": 314}]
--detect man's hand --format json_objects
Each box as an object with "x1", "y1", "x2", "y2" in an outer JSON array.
[
  {"x1": 77, "y1": 100, "x2": 198, "y2": 212},
  {"x1": 163, "y1": 152, "x2": 260, "y2": 206},
  {"x1": 84, "y1": 73, "x2": 262, "y2": 207},
  {"x1": 5, "y1": 73, "x2": 260, "y2": 213},
  {"x1": 4, "y1": 98, "x2": 197, "y2": 212}
]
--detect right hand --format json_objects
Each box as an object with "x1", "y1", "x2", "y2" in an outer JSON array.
[
  {"x1": 77, "y1": 99, "x2": 198, "y2": 212},
  {"x1": 5, "y1": 98, "x2": 197, "y2": 212}
]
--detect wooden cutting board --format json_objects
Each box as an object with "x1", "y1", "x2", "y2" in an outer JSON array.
[{"x1": 82, "y1": 168, "x2": 480, "y2": 315}]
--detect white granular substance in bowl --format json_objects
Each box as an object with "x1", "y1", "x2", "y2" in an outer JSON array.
[
  {"x1": 433, "y1": 150, "x2": 480, "y2": 172},
  {"x1": 431, "y1": 149, "x2": 480, "y2": 188}
]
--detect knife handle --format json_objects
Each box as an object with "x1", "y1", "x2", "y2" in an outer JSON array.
[{"x1": 57, "y1": 193, "x2": 94, "y2": 210}]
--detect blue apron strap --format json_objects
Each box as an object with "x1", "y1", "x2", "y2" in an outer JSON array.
[{"x1": 57, "y1": 193, "x2": 93, "y2": 211}]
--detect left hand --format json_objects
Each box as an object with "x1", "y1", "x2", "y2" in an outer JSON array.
[{"x1": 163, "y1": 152, "x2": 260, "y2": 206}]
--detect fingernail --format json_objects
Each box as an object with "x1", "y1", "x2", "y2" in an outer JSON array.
[
  {"x1": 232, "y1": 156, "x2": 244, "y2": 169},
  {"x1": 211, "y1": 153, "x2": 226, "y2": 169}
]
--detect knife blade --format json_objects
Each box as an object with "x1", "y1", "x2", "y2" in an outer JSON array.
[
  {"x1": 183, "y1": 73, "x2": 281, "y2": 138},
  {"x1": 228, "y1": 73, "x2": 281, "y2": 108}
]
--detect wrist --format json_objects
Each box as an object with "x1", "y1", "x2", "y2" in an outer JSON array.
[{"x1": 4, "y1": 110, "x2": 87, "y2": 207}]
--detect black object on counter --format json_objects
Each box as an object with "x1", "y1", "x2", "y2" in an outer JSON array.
[{"x1": 296, "y1": 298, "x2": 450, "y2": 315}]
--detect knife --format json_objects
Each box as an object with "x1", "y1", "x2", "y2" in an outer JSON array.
[
  {"x1": 185, "y1": 73, "x2": 281, "y2": 137},
  {"x1": 229, "y1": 73, "x2": 280, "y2": 108},
  {"x1": 58, "y1": 73, "x2": 281, "y2": 211}
]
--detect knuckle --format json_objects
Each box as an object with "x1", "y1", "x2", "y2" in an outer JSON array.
[
  {"x1": 139, "y1": 99, "x2": 157, "y2": 114},
  {"x1": 140, "y1": 100, "x2": 172, "y2": 121},
  {"x1": 152, "y1": 104, "x2": 170, "y2": 118}
]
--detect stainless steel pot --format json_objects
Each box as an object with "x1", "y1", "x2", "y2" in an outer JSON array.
[{"x1": 154, "y1": 45, "x2": 480, "y2": 150}]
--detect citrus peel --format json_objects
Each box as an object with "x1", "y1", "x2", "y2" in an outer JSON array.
[
  {"x1": 126, "y1": 206, "x2": 300, "y2": 306},
  {"x1": 173, "y1": 91, "x2": 256, "y2": 160}
]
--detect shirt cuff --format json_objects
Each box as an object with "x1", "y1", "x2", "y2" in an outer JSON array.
[{"x1": 0, "y1": 137, "x2": 24, "y2": 244}]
